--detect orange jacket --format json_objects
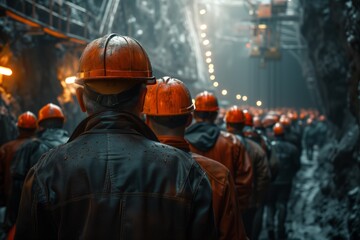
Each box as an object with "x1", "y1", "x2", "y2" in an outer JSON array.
[
  {"x1": 185, "y1": 125, "x2": 253, "y2": 211},
  {"x1": 158, "y1": 135, "x2": 248, "y2": 240}
]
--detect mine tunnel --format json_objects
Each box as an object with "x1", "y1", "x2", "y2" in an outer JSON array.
[{"x1": 0, "y1": 0, "x2": 359, "y2": 239}]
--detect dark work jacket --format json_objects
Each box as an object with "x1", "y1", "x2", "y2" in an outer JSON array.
[
  {"x1": 6, "y1": 128, "x2": 69, "y2": 229},
  {"x1": 158, "y1": 135, "x2": 247, "y2": 240},
  {"x1": 271, "y1": 138, "x2": 300, "y2": 185},
  {"x1": 236, "y1": 135, "x2": 271, "y2": 207},
  {"x1": 0, "y1": 132, "x2": 34, "y2": 206},
  {"x1": 185, "y1": 122, "x2": 253, "y2": 211},
  {"x1": 15, "y1": 111, "x2": 216, "y2": 240},
  {"x1": 244, "y1": 127, "x2": 279, "y2": 182}
]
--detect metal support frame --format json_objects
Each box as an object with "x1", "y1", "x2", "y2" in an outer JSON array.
[{"x1": 0, "y1": 0, "x2": 96, "y2": 43}]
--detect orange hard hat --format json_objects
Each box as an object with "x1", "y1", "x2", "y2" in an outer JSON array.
[
  {"x1": 17, "y1": 111, "x2": 37, "y2": 129},
  {"x1": 273, "y1": 123, "x2": 285, "y2": 136},
  {"x1": 243, "y1": 109, "x2": 253, "y2": 126},
  {"x1": 279, "y1": 116, "x2": 291, "y2": 127},
  {"x1": 194, "y1": 91, "x2": 219, "y2": 112},
  {"x1": 253, "y1": 116, "x2": 262, "y2": 128},
  {"x1": 262, "y1": 114, "x2": 278, "y2": 128},
  {"x1": 38, "y1": 103, "x2": 65, "y2": 123},
  {"x1": 76, "y1": 34, "x2": 155, "y2": 93},
  {"x1": 225, "y1": 106, "x2": 245, "y2": 123},
  {"x1": 143, "y1": 76, "x2": 194, "y2": 116},
  {"x1": 288, "y1": 112, "x2": 298, "y2": 121}
]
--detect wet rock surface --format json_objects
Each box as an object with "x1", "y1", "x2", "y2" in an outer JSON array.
[
  {"x1": 259, "y1": 144, "x2": 359, "y2": 239},
  {"x1": 299, "y1": 1, "x2": 360, "y2": 239}
]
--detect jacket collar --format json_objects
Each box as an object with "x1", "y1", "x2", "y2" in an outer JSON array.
[
  {"x1": 68, "y1": 110, "x2": 158, "y2": 143},
  {"x1": 157, "y1": 135, "x2": 190, "y2": 152}
]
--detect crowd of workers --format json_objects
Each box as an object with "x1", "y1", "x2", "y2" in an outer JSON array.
[{"x1": 0, "y1": 34, "x2": 328, "y2": 240}]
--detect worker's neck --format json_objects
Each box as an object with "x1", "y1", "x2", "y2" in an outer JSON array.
[{"x1": 149, "y1": 122, "x2": 185, "y2": 137}]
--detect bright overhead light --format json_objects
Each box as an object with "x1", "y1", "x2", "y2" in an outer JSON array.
[
  {"x1": 258, "y1": 24, "x2": 267, "y2": 29},
  {"x1": 208, "y1": 64, "x2": 214, "y2": 69},
  {"x1": 256, "y1": 100, "x2": 262, "y2": 106},
  {"x1": 192, "y1": 99, "x2": 195, "y2": 104},
  {"x1": 200, "y1": 24, "x2": 207, "y2": 30},
  {"x1": 210, "y1": 75, "x2": 215, "y2": 80},
  {"x1": 221, "y1": 89, "x2": 227, "y2": 96},
  {"x1": 200, "y1": 9, "x2": 207, "y2": 15},
  {"x1": 203, "y1": 39, "x2": 210, "y2": 46},
  {"x1": 206, "y1": 58, "x2": 212, "y2": 63},
  {"x1": 236, "y1": 94, "x2": 241, "y2": 100},
  {"x1": 0, "y1": 66, "x2": 12, "y2": 76},
  {"x1": 213, "y1": 81, "x2": 219, "y2": 87},
  {"x1": 65, "y1": 76, "x2": 76, "y2": 84},
  {"x1": 205, "y1": 51, "x2": 212, "y2": 57},
  {"x1": 209, "y1": 68, "x2": 214, "y2": 73},
  {"x1": 242, "y1": 95, "x2": 248, "y2": 101},
  {"x1": 201, "y1": 33, "x2": 206, "y2": 38}
]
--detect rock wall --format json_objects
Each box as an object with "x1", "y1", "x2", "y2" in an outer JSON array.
[{"x1": 300, "y1": 0, "x2": 360, "y2": 238}]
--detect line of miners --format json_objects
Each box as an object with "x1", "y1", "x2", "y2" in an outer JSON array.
[{"x1": 0, "y1": 34, "x2": 326, "y2": 240}]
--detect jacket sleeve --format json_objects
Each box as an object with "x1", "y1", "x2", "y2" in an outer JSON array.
[
  {"x1": 188, "y1": 168, "x2": 217, "y2": 240},
  {"x1": 233, "y1": 142, "x2": 253, "y2": 211},
  {"x1": 219, "y1": 171, "x2": 248, "y2": 240},
  {"x1": 253, "y1": 146, "x2": 271, "y2": 204},
  {"x1": 6, "y1": 141, "x2": 40, "y2": 229},
  {"x1": 15, "y1": 164, "x2": 56, "y2": 239},
  {"x1": 14, "y1": 167, "x2": 39, "y2": 240},
  {"x1": 268, "y1": 148, "x2": 279, "y2": 181}
]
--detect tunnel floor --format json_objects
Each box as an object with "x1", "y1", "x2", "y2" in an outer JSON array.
[{"x1": 259, "y1": 148, "x2": 328, "y2": 240}]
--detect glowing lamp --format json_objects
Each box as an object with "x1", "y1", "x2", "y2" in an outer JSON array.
[
  {"x1": 0, "y1": 66, "x2": 12, "y2": 76},
  {"x1": 65, "y1": 76, "x2": 76, "y2": 84}
]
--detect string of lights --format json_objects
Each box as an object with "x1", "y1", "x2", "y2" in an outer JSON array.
[{"x1": 196, "y1": 4, "x2": 262, "y2": 108}]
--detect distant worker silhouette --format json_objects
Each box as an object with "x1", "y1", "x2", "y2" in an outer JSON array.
[
  {"x1": 266, "y1": 123, "x2": 300, "y2": 240},
  {"x1": 225, "y1": 106, "x2": 271, "y2": 240}
]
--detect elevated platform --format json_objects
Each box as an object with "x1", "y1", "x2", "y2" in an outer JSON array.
[{"x1": 0, "y1": 0, "x2": 95, "y2": 45}]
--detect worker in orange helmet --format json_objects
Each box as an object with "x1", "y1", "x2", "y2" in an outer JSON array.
[
  {"x1": 5, "y1": 104, "x2": 69, "y2": 234},
  {"x1": 225, "y1": 106, "x2": 270, "y2": 240},
  {"x1": 15, "y1": 34, "x2": 216, "y2": 239},
  {"x1": 0, "y1": 112, "x2": 37, "y2": 236},
  {"x1": 262, "y1": 114, "x2": 279, "y2": 141},
  {"x1": 266, "y1": 123, "x2": 299, "y2": 240},
  {"x1": 185, "y1": 91, "x2": 253, "y2": 213},
  {"x1": 303, "y1": 117, "x2": 317, "y2": 160},
  {"x1": 315, "y1": 114, "x2": 328, "y2": 148},
  {"x1": 144, "y1": 77, "x2": 247, "y2": 239},
  {"x1": 279, "y1": 116, "x2": 299, "y2": 147}
]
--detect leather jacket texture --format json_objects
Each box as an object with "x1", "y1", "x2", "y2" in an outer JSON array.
[
  {"x1": 185, "y1": 122, "x2": 253, "y2": 211},
  {"x1": 6, "y1": 128, "x2": 69, "y2": 229},
  {"x1": 158, "y1": 135, "x2": 248, "y2": 240},
  {"x1": 271, "y1": 138, "x2": 300, "y2": 185},
  {"x1": 239, "y1": 137, "x2": 271, "y2": 207},
  {"x1": 15, "y1": 111, "x2": 216, "y2": 240}
]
